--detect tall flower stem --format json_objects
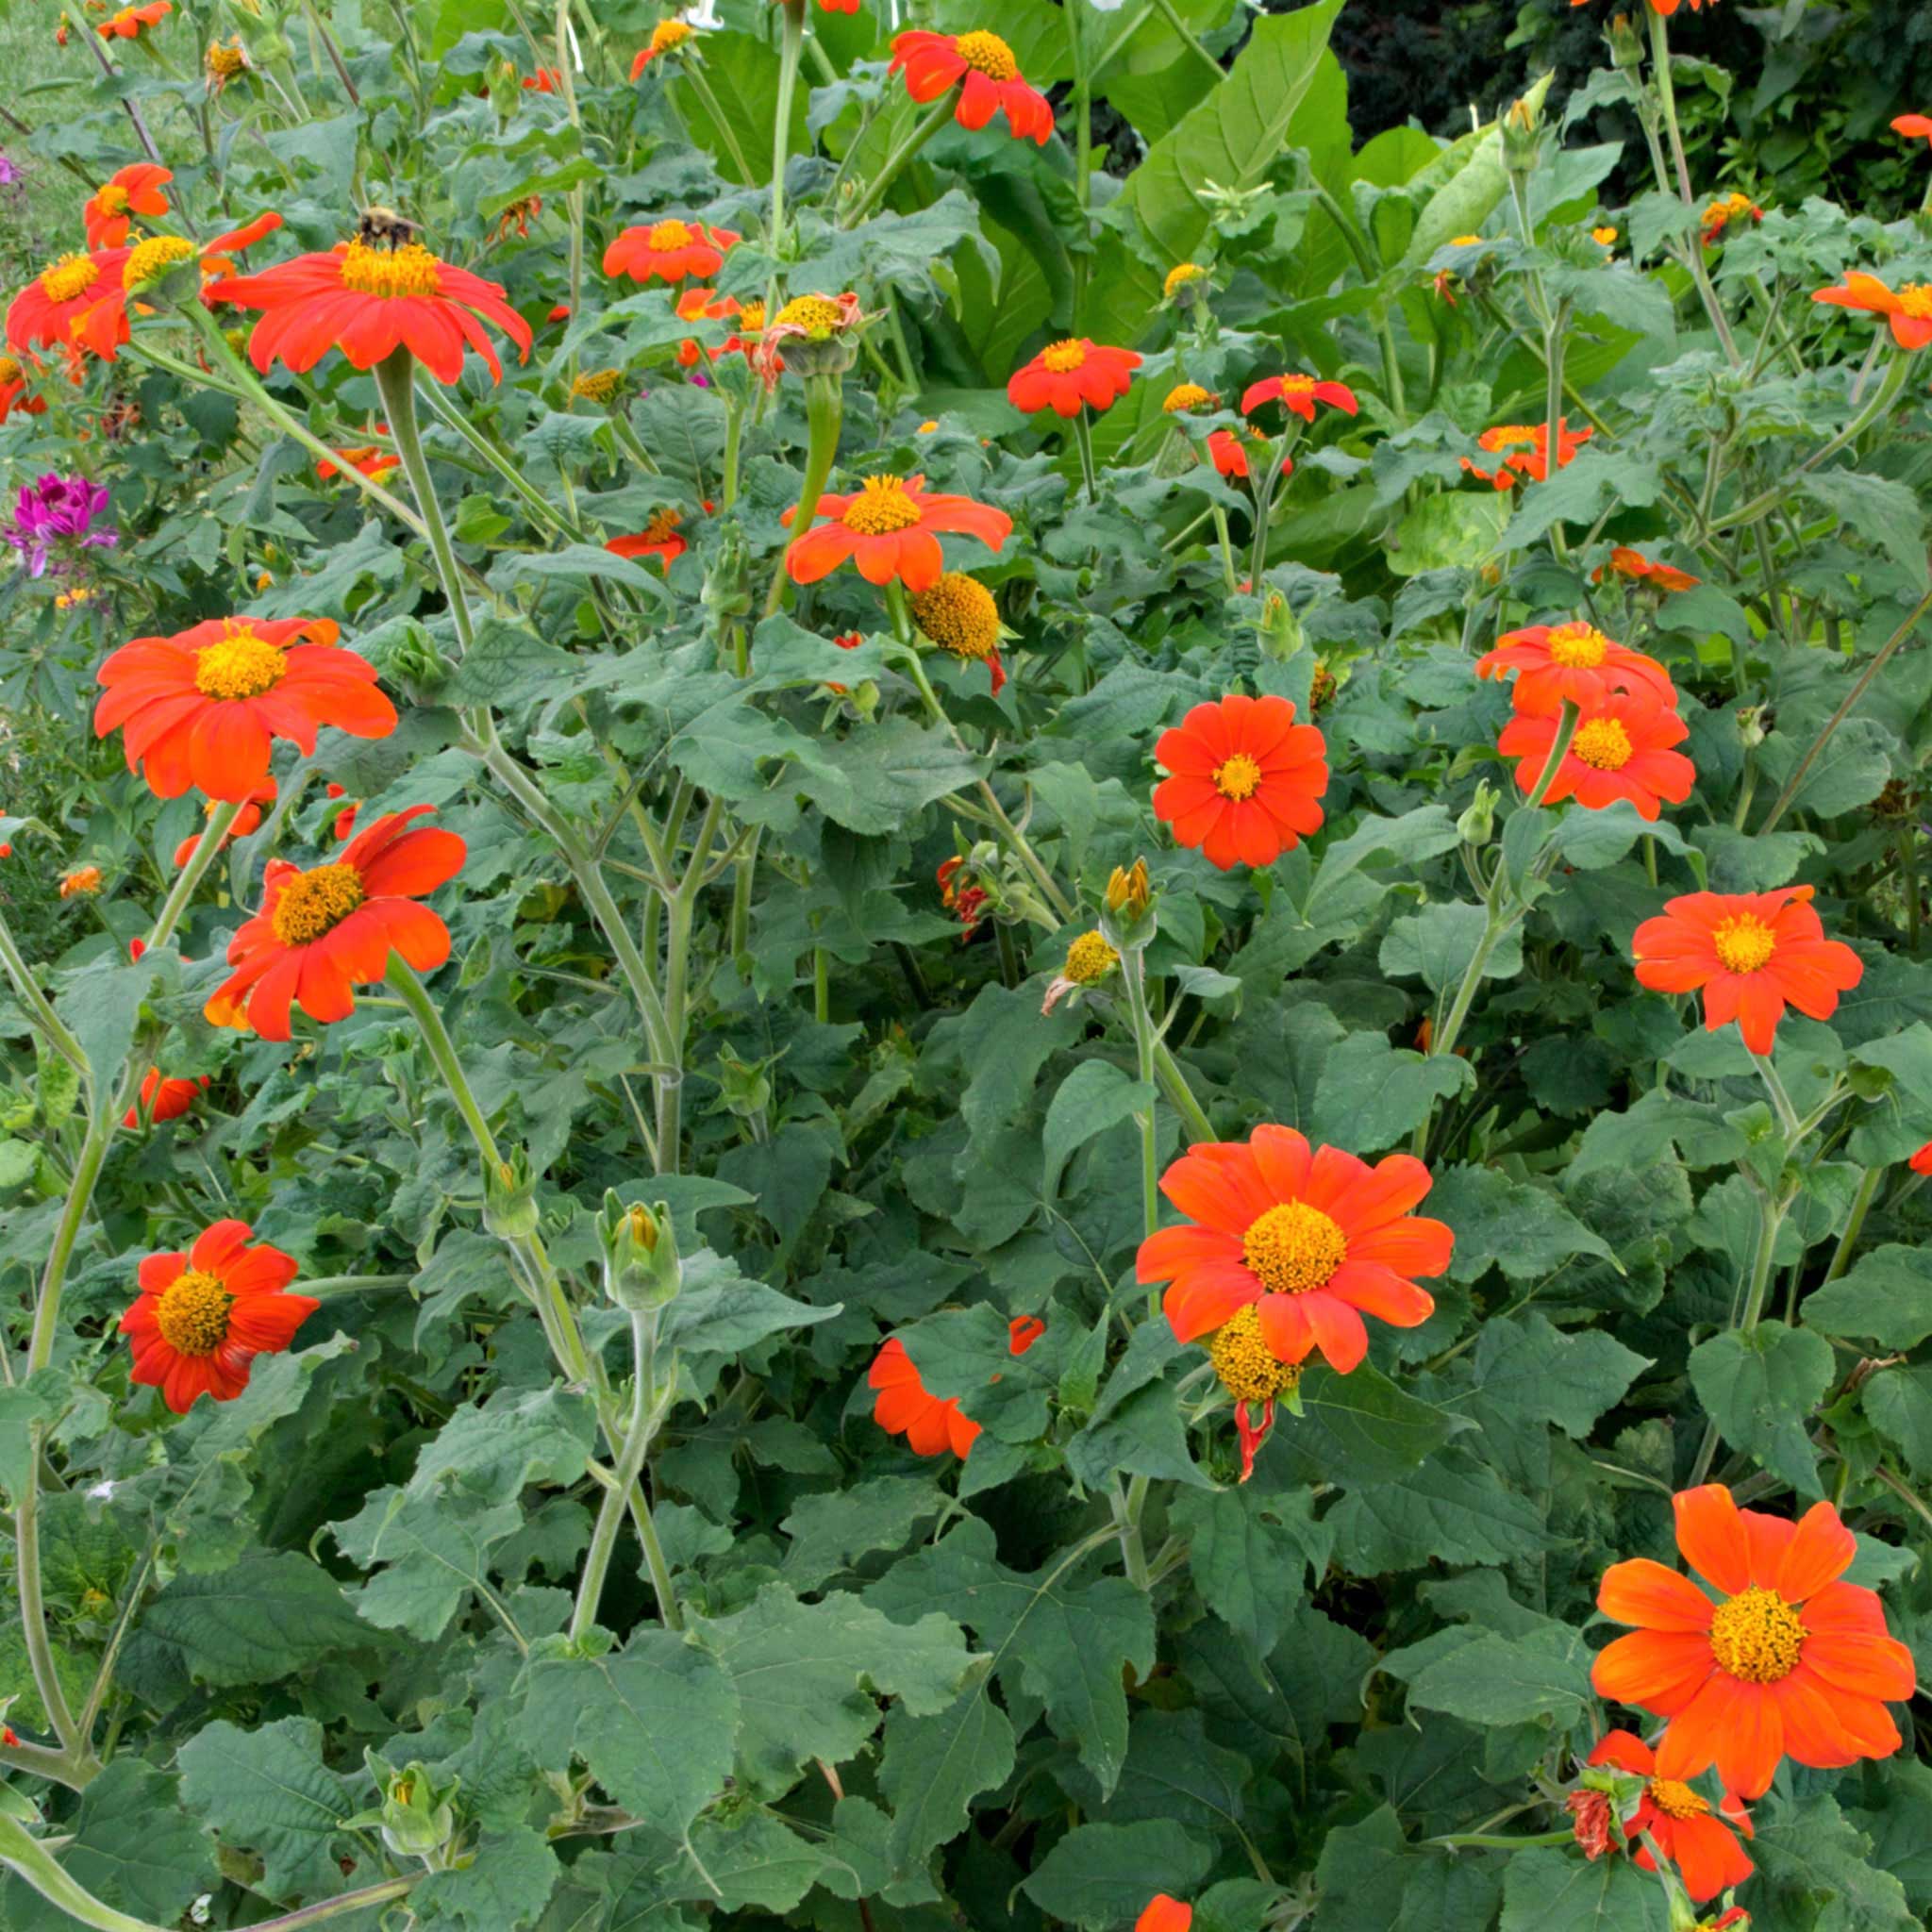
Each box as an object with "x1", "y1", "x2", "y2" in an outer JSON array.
[
  {"x1": 842, "y1": 91, "x2": 957, "y2": 226},
  {"x1": 1690, "y1": 1183, "x2": 1791, "y2": 1487},
  {"x1": 374, "y1": 350, "x2": 475, "y2": 653},
  {"x1": 1072, "y1": 406, "x2": 1101, "y2": 504},
  {"x1": 763, "y1": 370, "x2": 844, "y2": 618},
  {"x1": 1646, "y1": 9, "x2": 1740, "y2": 366},
  {"x1": 570, "y1": 1307, "x2": 660, "y2": 1639},
  {"x1": 677, "y1": 58, "x2": 756, "y2": 189},
  {"x1": 0, "y1": 904, "x2": 86, "y2": 1077},
  {"x1": 770, "y1": 0, "x2": 807, "y2": 246}
]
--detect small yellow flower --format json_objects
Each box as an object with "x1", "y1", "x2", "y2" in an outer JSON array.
[
  {"x1": 1591, "y1": 225, "x2": 1618, "y2": 248},
  {"x1": 1162, "y1": 382, "x2": 1218, "y2": 414},
  {"x1": 59, "y1": 865, "x2": 103, "y2": 899},
  {"x1": 1164, "y1": 261, "x2": 1210, "y2": 301}
]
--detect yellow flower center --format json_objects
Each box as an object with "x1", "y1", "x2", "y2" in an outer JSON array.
[
  {"x1": 841, "y1": 475, "x2": 924, "y2": 535},
  {"x1": 1708, "y1": 1585, "x2": 1806, "y2": 1683},
  {"x1": 1277, "y1": 375, "x2": 1316, "y2": 398},
  {"x1": 96, "y1": 184, "x2": 130, "y2": 215},
  {"x1": 737, "y1": 299, "x2": 767, "y2": 332},
  {"x1": 1646, "y1": 1778, "x2": 1710, "y2": 1822},
  {"x1": 1899, "y1": 283, "x2": 1932, "y2": 320},
  {"x1": 271, "y1": 861, "x2": 366, "y2": 946},
  {"x1": 910, "y1": 573, "x2": 1000, "y2": 661},
  {"x1": 642, "y1": 506, "x2": 683, "y2": 543},
  {"x1": 0, "y1": 356, "x2": 21, "y2": 385},
  {"x1": 1486, "y1": 425, "x2": 1538, "y2": 449},
  {"x1": 1213, "y1": 753, "x2": 1263, "y2": 802},
  {"x1": 154, "y1": 1268, "x2": 234, "y2": 1356},
  {"x1": 1041, "y1": 338, "x2": 1089, "y2": 373},
  {"x1": 651, "y1": 19, "x2": 691, "y2": 51},
  {"x1": 1208, "y1": 1304, "x2": 1302, "y2": 1404},
  {"x1": 1164, "y1": 261, "x2": 1208, "y2": 297},
  {"x1": 194, "y1": 627, "x2": 287, "y2": 700},
  {"x1": 774, "y1": 293, "x2": 844, "y2": 337},
  {"x1": 41, "y1": 253, "x2": 101, "y2": 304},
  {"x1": 954, "y1": 28, "x2": 1018, "y2": 80},
  {"x1": 1062, "y1": 929, "x2": 1118, "y2": 985},
  {"x1": 1571, "y1": 718, "x2": 1633, "y2": 771},
  {"x1": 1164, "y1": 382, "x2": 1215, "y2": 413},
  {"x1": 339, "y1": 240, "x2": 443, "y2": 298},
  {"x1": 1712, "y1": 913, "x2": 1777, "y2": 975},
  {"x1": 572, "y1": 366, "x2": 623, "y2": 401},
  {"x1": 1546, "y1": 620, "x2": 1610, "y2": 668},
  {"x1": 61, "y1": 867, "x2": 103, "y2": 896},
  {"x1": 124, "y1": 234, "x2": 196, "y2": 289},
  {"x1": 1241, "y1": 1200, "x2": 1347, "y2": 1296},
  {"x1": 647, "y1": 218, "x2": 695, "y2": 251},
  {"x1": 207, "y1": 38, "x2": 245, "y2": 74}
]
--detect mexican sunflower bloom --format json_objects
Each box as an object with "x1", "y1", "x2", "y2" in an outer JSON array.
[
  {"x1": 1477, "y1": 619, "x2": 1674, "y2": 717},
  {"x1": 1462, "y1": 418, "x2": 1592, "y2": 489},
  {"x1": 631, "y1": 18, "x2": 692, "y2": 75},
  {"x1": 1894, "y1": 113, "x2": 1932, "y2": 147},
  {"x1": 215, "y1": 238, "x2": 533, "y2": 384},
  {"x1": 1587, "y1": 1731, "x2": 1754, "y2": 1903},
  {"x1": 1571, "y1": 0, "x2": 1715, "y2": 10},
  {"x1": 1595, "y1": 546, "x2": 1699, "y2": 593},
  {"x1": 602, "y1": 218, "x2": 739, "y2": 286},
  {"x1": 910, "y1": 572, "x2": 1006, "y2": 692},
  {"x1": 1137, "y1": 1902, "x2": 1191, "y2": 1932},
  {"x1": 1152, "y1": 693, "x2": 1328, "y2": 871},
  {"x1": 1702, "y1": 192, "x2": 1762, "y2": 246},
  {"x1": 889, "y1": 30, "x2": 1054, "y2": 143},
  {"x1": 1811, "y1": 273, "x2": 1932, "y2": 351},
  {"x1": 123, "y1": 1069, "x2": 208, "y2": 1129},
  {"x1": 0, "y1": 355, "x2": 43, "y2": 425},
  {"x1": 868, "y1": 1315, "x2": 1044, "y2": 1458},
  {"x1": 1208, "y1": 429, "x2": 1261, "y2": 480},
  {"x1": 1498, "y1": 692, "x2": 1694, "y2": 822},
  {"x1": 59, "y1": 865, "x2": 103, "y2": 899},
  {"x1": 120, "y1": 1220, "x2": 317, "y2": 1413},
  {"x1": 205, "y1": 806, "x2": 464, "y2": 1040},
  {"x1": 608, "y1": 502, "x2": 711, "y2": 571},
  {"x1": 1591, "y1": 1485, "x2": 1915, "y2": 1799},
  {"x1": 315, "y1": 438, "x2": 398, "y2": 484},
  {"x1": 1007, "y1": 338, "x2": 1141, "y2": 417},
  {"x1": 98, "y1": 1, "x2": 170, "y2": 40},
  {"x1": 1632, "y1": 886, "x2": 1863, "y2": 1056},
  {"x1": 84, "y1": 162, "x2": 172, "y2": 249},
  {"x1": 1241, "y1": 373, "x2": 1358, "y2": 424},
  {"x1": 783, "y1": 474, "x2": 1010, "y2": 592},
  {"x1": 8, "y1": 246, "x2": 133, "y2": 364},
  {"x1": 94, "y1": 615, "x2": 396, "y2": 802}
]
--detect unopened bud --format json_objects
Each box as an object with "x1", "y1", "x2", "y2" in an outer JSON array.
[
  {"x1": 1099, "y1": 858, "x2": 1157, "y2": 952},
  {"x1": 482, "y1": 1148, "x2": 539, "y2": 1240},
  {"x1": 1257, "y1": 589, "x2": 1304, "y2": 660},
  {"x1": 1736, "y1": 703, "x2": 1770, "y2": 750},
  {"x1": 350, "y1": 1760, "x2": 459, "y2": 1860},
  {"x1": 1457, "y1": 780, "x2": 1497, "y2": 847},
  {"x1": 1608, "y1": 12, "x2": 1643, "y2": 70},
  {"x1": 1502, "y1": 95, "x2": 1542, "y2": 175},
  {"x1": 598, "y1": 1191, "x2": 682, "y2": 1310}
]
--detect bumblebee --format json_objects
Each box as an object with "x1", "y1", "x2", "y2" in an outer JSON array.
[{"x1": 356, "y1": 206, "x2": 421, "y2": 252}]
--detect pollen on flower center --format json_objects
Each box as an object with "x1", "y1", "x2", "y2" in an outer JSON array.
[
  {"x1": 1242, "y1": 1200, "x2": 1347, "y2": 1295},
  {"x1": 572, "y1": 366, "x2": 623, "y2": 402},
  {"x1": 1041, "y1": 338, "x2": 1088, "y2": 373},
  {"x1": 41, "y1": 253, "x2": 102, "y2": 303},
  {"x1": 647, "y1": 218, "x2": 695, "y2": 250},
  {"x1": 737, "y1": 299, "x2": 767, "y2": 331},
  {"x1": 1646, "y1": 1777, "x2": 1710, "y2": 1822},
  {"x1": 1164, "y1": 382, "x2": 1215, "y2": 413},
  {"x1": 124, "y1": 234, "x2": 197, "y2": 290},
  {"x1": 154, "y1": 1268, "x2": 234, "y2": 1357},
  {"x1": 1278, "y1": 375, "x2": 1315, "y2": 397},
  {"x1": 954, "y1": 28, "x2": 1018, "y2": 79},
  {"x1": 642, "y1": 506, "x2": 683, "y2": 543},
  {"x1": 1571, "y1": 718, "x2": 1633, "y2": 770},
  {"x1": 1164, "y1": 261, "x2": 1208, "y2": 297},
  {"x1": 1214, "y1": 752, "x2": 1263, "y2": 802},
  {"x1": 194, "y1": 629, "x2": 288, "y2": 700},
  {"x1": 774, "y1": 293, "x2": 844, "y2": 337},
  {"x1": 1209, "y1": 1304, "x2": 1302, "y2": 1403},
  {"x1": 1709, "y1": 1585, "x2": 1807, "y2": 1683},
  {"x1": 841, "y1": 475, "x2": 923, "y2": 535},
  {"x1": 910, "y1": 573, "x2": 1000, "y2": 661},
  {"x1": 97, "y1": 184, "x2": 130, "y2": 215},
  {"x1": 1712, "y1": 913, "x2": 1777, "y2": 975},
  {"x1": 339, "y1": 240, "x2": 444, "y2": 298},
  {"x1": 1062, "y1": 929, "x2": 1118, "y2": 985},
  {"x1": 650, "y1": 19, "x2": 691, "y2": 52},
  {"x1": 271, "y1": 861, "x2": 366, "y2": 946},
  {"x1": 1900, "y1": 283, "x2": 1932, "y2": 320},
  {"x1": 0, "y1": 356, "x2": 21, "y2": 385},
  {"x1": 1546, "y1": 621, "x2": 1610, "y2": 668}
]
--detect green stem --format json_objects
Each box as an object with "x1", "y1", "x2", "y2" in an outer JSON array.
[
  {"x1": 1152, "y1": 1040, "x2": 1214, "y2": 1142},
  {"x1": 1751, "y1": 1051, "x2": 1802, "y2": 1141},
  {"x1": 1820, "y1": 1165, "x2": 1881, "y2": 1289},
  {"x1": 571, "y1": 1309, "x2": 657, "y2": 1639},
  {"x1": 1208, "y1": 504, "x2": 1239, "y2": 595},
  {"x1": 770, "y1": 0, "x2": 807, "y2": 243},
  {"x1": 842, "y1": 91, "x2": 957, "y2": 226},
  {"x1": 0, "y1": 902, "x2": 86, "y2": 1076},
  {"x1": 416, "y1": 382, "x2": 590, "y2": 541},
  {"x1": 1646, "y1": 8, "x2": 1740, "y2": 366},
  {"x1": 1111, "y1": 1474, "x2": 1152, "y2": 1590},
  {"x1": 1307, "y1": 180, "x2": 1405, "y2": 413},
  {"x1": 764, "y1": 371, "x2": 844, "y2": 618},
  {"x1": 375, "y1": 350, "x2": 474, "y2": 653},
  {"x1": 1146, "y1": 0, "x2": 1224, "y2": 80},
  {"x1": 1071, "y1": 406, "x2": 1101, "y2": 503},
  {"x1": 678, "y1": 56, "x2": 756, "y2": 190}
]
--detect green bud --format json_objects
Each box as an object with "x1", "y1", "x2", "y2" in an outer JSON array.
[
  {"x1": 715, "y1": 1051, "x2": 772, "y2": 1119},
  {"x1": 347, "y1": 1759, "x2": 460, "y2": 1861},
  {"x1": 1502, "y1": 95, "x2": 1542, "y2": 177},
  {"x1": 385, "y1": 623, "x2": 453, "y2": 700},
  {"x1": 1457, "y1": 780, "x2": 1498, "y2": 848},
  {"x1": 1098, "y1": 858, "x2": 1158, "y2": 954},
  {"x1": 1607, "y1": 12, "x2": 1643, "y2": 71},
  {"x1": 597, "y1": 1191, "x2": 682, "y2": 1310},
  {"x1": 1257, "y1": 588, "x2": 1305, "y2": 660},
  {"x1": 483, "y1": 1147, "x2": 540, "y2": 1240}
]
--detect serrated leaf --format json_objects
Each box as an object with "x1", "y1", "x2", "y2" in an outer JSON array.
[
  {"x1": 176, "y1": 1717, "x2": 358, "y2": 1903},
  {"x1": 1688, "y1": 1322, "x2": 1834, "y2": 1496}
]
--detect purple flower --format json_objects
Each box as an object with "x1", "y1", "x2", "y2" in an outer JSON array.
[
  {"x1": 6, "y1": 474, "x2": 118, "y2": 578},
  {"x1": 0, "y1": 153, "x2": 20, "y2": 190}
]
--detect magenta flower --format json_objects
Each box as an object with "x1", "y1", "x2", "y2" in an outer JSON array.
[{"x1": 6, "y1": 475, "x2": 118, "y2": 578}]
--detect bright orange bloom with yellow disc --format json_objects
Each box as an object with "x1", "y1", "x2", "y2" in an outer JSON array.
[
  {"x1": 1241, "y1": 373, "x2": 1358, "y2": 424},
  {"x1": 315, "y1": 436, "x2": 399, "y2": 484},
  {"x1": 1499, "y1": 691, "x2": 1694, "y2": 822},
  {"x1": 98, "y1": 0, "x2": 170, "y2": 40},
  {"x1": 95, "y1": 615, "x2": 396, "y2": 802},
  {"x1": 0, "y1": 355, "x2": 44, "y2": 425},
  {"x1": 1462, "y1": 418, "x2": 1592, "y2": 488},
  {"x1": 1152, "y1": 693, "x2": 1327, "y2": 871},
  {"x1": 1138, "y1": 1124, "x2": 1453, "y2": 1375},
  {"x1": 608, "y1": 502, "x2": 712, "y2": 571},
  {"x1": 1477, "y1": 619, "x2": 1675, "y2": 716},
  {"x1": 84, "y1": 162, "x2": 173, "y2": 250},
  {"x1": 1137, "y1": 1901, "x2": 1191, "y2": 1932},
  {"x1": 1591, "y1": 1485, "x2": 1914, "y2": 1800},
  {"x1": 216, "y1": 237, "x2": 533, "y2": 383},
  {"x1": 120, "y1": 1219, "x2": 317, "y2": 1412},
  {"x1": 783, "y1": 474, "x2": 1010, "y2": 592},
  {"x1": 1586, "y1": 1731, "x2": 1754, "y2": 1904},
  {"x1": 206, "y1": 806, "x2": 464, "y2": 1040},
  {"x1": 1631, "y1": 886, "x2": 1863, "y2": 1056},
  {"x1": 631, "y1": 20, "x2": 693, "y2": 77},
  {"x1": 58, "y1": 865, "x2": 103, "y2": 899},
  {"x1": 8, "y1": 246, "x2": 133, "y2": 364},
  {"x1": 602, "y1": 218, "x2": 740, "y2": 285},
  {"x1": 889, "y1": 29, "x2": 1054, "y2": 143},
  {"x1": 869, "y1": 1316, "x2": 1044, "y2": 1458},
  {"x1": 1811, "y1": 272, "x2": 1932, "y2": 351},
  {"x1": 1594, "y1": 546, "x2": 1699, "y2": 593},
  {"x1": 1007, "y1": 338, "x2": 1141, "y2": 417}
]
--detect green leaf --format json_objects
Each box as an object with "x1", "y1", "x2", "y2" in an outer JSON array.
[
  {"x1": 1022, "y1": 1821, "x2": 1215, "y2": 1930},
  {"x1": 1427, "y1": 1168, "x2": 1618, "y2": 1284},
  {"x1": 1498, "y1": 1845, "x2": 1670, "y2": 1930},
  {"x1": 660, "y1": 1249, "x2": 842, "y2": 1354},
  {"x1": 1801, "y1": 472, "x2": 1929, "y2": 589},
  {"x1": 176, "y1": 1716, "x2": 359, "y2": 1903},
  {"x1": 412, "y1": 1826, "x2": 559, "y2": 1930},
  {"x1": 332, "y1": 1489, "x2": 525, "y2": 1641},
  {"x1": 1379, "y1": 902, "x2": 1524, "y2": 993},
  {"x1": 1468, "y1": 1313, "x2": 1649, "y2": 1439},
  {"x1": 778, "y1": 1475, "x2": 946, "y2": 1591},
  {"x1": 875, "y1": 1686, "x2": 1016, "y2": 1867},
  {"x1": 135, "y1": 1549, "x2": 376, "y2": 1687},
  {"x1": 1383, "y1": 1623, "x2": 1595, "y2": 1730},
  {"x1": 1749, "y1": 1793, "x2": 1920, "y2": 1932},
  {"x1": 1309, "y1": 1032, "x2": 1476, "y2": 1152},
  {"x1": 19, "y1": 1759, "x2": 215, "y2": 1926},
  {"x1": 1388, "y1": 491, "x2": 1510, "y2": 575},
  {"x1": 1327, "y1": 1446, "x2": 1549, "y2": 1570},
  {"x1": 1043, "y1": 1060, "x2": 1156, "y2": 1198},
  {"x1": 1805, "y1": 1247, "x2": 1932, "y2": 1349},
  {"x1": 1863, "y1": 1364, "x2": 1932, "y2": 1478},
  {"x1": 1173, "y1": 1485, "x2": 1333, "y2": 1655},
  {"x1": 1268, "y1": 1361, "x2": 1465, "y2": 1486},
  {"x1": 1688, "y1": 1322, "x2": 1835, "y2": 1495}
]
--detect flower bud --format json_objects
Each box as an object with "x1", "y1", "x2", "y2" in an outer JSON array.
[
  {"x1": 598, "y1": 1191, "x2": 682, "y2": 1310},
  {"x1": 1457, "y1": 780, "x2": 1497, "y2": 848},
  {"x1": 1502, "y1": 94, "x2": 1542, "y2": 177},
  {"x1": 384, "y1": 623, "x2": 453, "y2": 699},
  {"x1": 1608, "y1": 12, "x2": 1643, "y2": 71},
  {"x1": 1099, "y1": 858, "x2": 1157, "y2": 953},
  {"x1": 1736, "y1": 703, "x2": 1770, "y2": 750},
  {"x1": 1257, "y1": 588, "x2": 1304, "y2": 660},
  {"x1": 483, "y1": 1148, "x2": 540, "y2": 1240},
  {"x1": 352, "y1": 1760, "x2": 459, "y2": 1861}
]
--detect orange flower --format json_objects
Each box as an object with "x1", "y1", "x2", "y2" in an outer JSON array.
[
  {"x1": 631, "y1": 18, "x2": 693, "y2": 75},
  {"x1": 1595, "y1": 546, "x2": 1699, "y2": 593},
  {"x1": 1241, "y1": 373, "x2": 1358, "y2": 423},
  {"x1": 1587, "y1": 1730, "x2": 1754, "y2": 1903},
  {"x1": 1476, "y1": 619, "x2": 1675, "y2": 716},
  {"x1": 1137, "y1": 1902, "x2": 1191, "y2": 1932},
  {"x1": 98, "y1": 0, "x2": 169, "y2": 39},
  {"x1": 58, "y1": 865, "x2": 103, "y2": 898},
  {"x1": 1912, "y1": 1141, "x2": 1932, "y2": 1176},
  {"x1": 783, "y1": 473, "x2": 1011, "y2": 592},
  {"x1": 8, "y1": 246, "x2": 132, "y2": 364},
  {"x1": 84, "y1": 162, "x2": 172, "y2": 249},
  {"x1": 1152, "y1": 693, "x2": 1328, "y2": 871},
  {"x1": 325, "y1": 782, "x2": 360, "y2": 841},
  {"x1": 0, "y1": 354, "x2": 44, "y2": 425},
  {"x1": 315, "y1": 435, "x2": 399, "y2": 483},
  {"x1": 1462, "y1": 418, "x2": 1592, "y2": 489},
  {"x1": 205, "y1": 806, "x2": 464, "y2": 1040},
  {"x1": 792, "y1": 0, "x2": 859, "y2": 8},
  {"x1": 1591, "y1": 1485, "x2": 1915, "y2": 1799},
  {"x1": 119, "y1": 1219, "x2": 317, "y2": 1412},
  {"x1": 215, "y1": 238, "x2": 533, "y2": 384},
  {"x1": 1894, "y1": 113, "x2": 1932, "y2": 146},
  {"x1": 1632, "y1": 886, "x2": 1863, "y2": 1056},
  {"x1": 1702, "y1": 192, "x2": 1762, "y2": 246},
  {"x1": 1006, "y1": 338, "x2": 1141, "y2": 417},
  {"x1": 602, "y1": 218, "x2": 739, "y2": 286},
  {"x1": 868, "y1": 1314, "x2": 1044, "y2": 1458},
  {"x1": 171, "y1": 786, "x2": 271, "y2": 865},
  {"x1": 608, "y1": 505, "x2": 697, "y2": 571},
  {"x1": 94, "y1": 615, "x2": 396, "y2": 802},
  {"x1": 889, "y1": 30, "x2": 1053, "y2": 144},
  {"x1": 1208, "y1": 428, "x2": 1258, "y2": 480},
  {"x1": 122, "y1": 1069, "x2": 208, "y2": 1129},
  {"x1": 1570, "y1": 0, "x2": 1714, "y2": 10},
  {"x1": 1138, "y1": 1124, "x2": 1453, "y2": 1374},
  {"x1": 521, "y1": 66, "x2": 561, "y2": 90},
  {"x1": 1567, "y1": 1788, "x2": 1616, "y2": 1861},
  {"x1": 1811, "y1": 272, "x2": 1932, "y2": 351},
  {"x1": 1498, "y1": 691, "x2": 1694, "y2": 822}
]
